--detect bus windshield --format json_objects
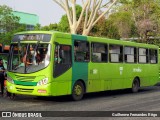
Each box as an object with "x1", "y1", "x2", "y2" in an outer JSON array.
[{"x1": 8, "y1": 43, "x2": 51, "y2": 73}]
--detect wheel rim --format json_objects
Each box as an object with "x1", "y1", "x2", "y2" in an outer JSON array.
[{"x1": 74, "y1": 85, "x2": 82, "y2": 96}]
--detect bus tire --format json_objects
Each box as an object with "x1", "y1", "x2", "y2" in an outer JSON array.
[
  {"x1": 132, "y1": 78, "x2": 140, "y2": 93},
  {"x1": 72, "y1": 81, "x2": 84, "y2": 101}
]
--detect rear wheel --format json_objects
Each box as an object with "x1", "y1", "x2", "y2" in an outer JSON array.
[
  {"x1": 132, "y1": 78, "x2": 140, "y2": 93},
  {"x1": 72, "y1": 81, "x2": 84, "y2": 101}
]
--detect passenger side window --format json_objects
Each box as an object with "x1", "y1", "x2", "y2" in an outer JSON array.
[
  {"x1": 92, "y1": 43, "x2": 108, "y2": 62},
  {"x1": 149, "y1": 49, "x2": 157, "y2": 64},
  {"x1": 74, "y1": 41, "x2": 90, "y2": 62},
  {"x1": 124, "y1": 47, "x2": 137, "y2": 63},
  {"x1": 138, "y1": 48, "x2": 148, "y2": 63},
  {"x1": 109, "y1": 45, "x2": 123, "y2": 63}
]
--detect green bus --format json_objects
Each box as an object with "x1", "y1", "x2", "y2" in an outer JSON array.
[{"x1": 6, "y1": 31, "x2": 159, "y2": 100}]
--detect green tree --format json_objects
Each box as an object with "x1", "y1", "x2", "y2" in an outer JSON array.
[
  {"x1": 58, "y1": 15, "x2": 70, "y2": 32},
  {"x1": 89, "y1": 16, "x2": 107, "y2": 37},
  {"x1": 0, "y1": 5, "x2": 20, "y2": 32},
  {"x1": 41, "y1": 23, "x2": 58, "y2": 31},
  {"x1": 1, "y1": 24, "x2": 26, "y2": 44},
  {"x1": 118, "y1": 0, "x2": 160, "y2": 43},
  {"x1": 34, "y1": 24, "x2": 41, "y2": 30},
  {"x1": 104, "y1": 0, "x2": 160, "y2": 44},
  {"x1": 0, "y1": 5, "x2": 25, "y2": 44},
  {"x1": 107, "y1": 11, "x2": 135, "y2": 39},
  {"x1": 35, "y1": 23, "x2": 59, "y2": 31},
  {"x1": 105, "y1": 16, "x2": 120, "y2": 39}
]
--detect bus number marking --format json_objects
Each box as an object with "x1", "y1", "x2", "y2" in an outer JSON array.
[
  {"x1": 119, "y1": 67, "x2": 123, "y2": 75},
  {"x1": 133, "y1": 67, "x2": 142, "y2": 72},
  {"x1": 93, "y1": 69, "x2": 98, "y2": 74}
]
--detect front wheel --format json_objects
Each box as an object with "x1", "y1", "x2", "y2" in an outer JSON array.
[
  {"x1": 72, "y1": 81, "x2": 84, "y2": 101},
  {"x1": 132, "y1": 78, "x2": 140, "y2": 93}
]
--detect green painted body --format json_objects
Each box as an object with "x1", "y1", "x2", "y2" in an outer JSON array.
[{"x1": 7, "y1": 31, "x2": 160, "y2": 97}]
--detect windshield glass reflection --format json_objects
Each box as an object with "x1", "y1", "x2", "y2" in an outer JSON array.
[{"x1": 9, "y1": 43, "x2": 50, "y2": 73}]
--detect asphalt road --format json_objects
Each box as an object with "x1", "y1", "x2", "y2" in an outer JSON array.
[{"x1": 1, "y1": 86, "x2": 160, "y2": 120}]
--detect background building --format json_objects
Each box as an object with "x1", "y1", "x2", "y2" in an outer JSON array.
[{"x1": 13, "y1": 11, "x2": 39, "y2": 30}]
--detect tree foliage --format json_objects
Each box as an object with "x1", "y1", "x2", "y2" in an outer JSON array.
[
  {"x1": 107, "y1": 11, "x2": 134, "y2": 38},
  {"x1": 0, "y1": 5, "x2": 26, "y2": 44},
  {"x1": 117, "y1": 0, "x2": 160, "y2": 43},
  {"x1": 58, "y1": 15, "x2": 70, "y2": 32},
  {"x1": 0, "y1": 5, "x2": 20, "y2": 33},
  {"x1": 32, "y1": 0, "x2": 160, "y2": 45}
]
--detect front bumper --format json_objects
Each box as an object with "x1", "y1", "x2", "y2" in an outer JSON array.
[{"x1": 6, "y1": 81, "x2": 52, "y2": 96}]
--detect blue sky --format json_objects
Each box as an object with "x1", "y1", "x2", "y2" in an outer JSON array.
[{"x1": 0, "y1": 0, "x2": 66, "y2": 26}]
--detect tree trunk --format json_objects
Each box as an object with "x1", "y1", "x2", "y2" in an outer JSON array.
[
  {"x1": 53, "y1": 0, "x2": 117, "y2": 36},
  {"x1": 70, "y1": 25, "x2": 77, "y2": 34},
  {"x1": 82, "y1": 29, "x2": 90, "y2": 36}
]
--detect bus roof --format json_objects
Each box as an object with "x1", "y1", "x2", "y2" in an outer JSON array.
[
  {"x1": 13, "y1": 31, "x2": 158, "y2": 49},
  {"x1": 14, "y1": 31, "x2": 59, "y2": 35}
]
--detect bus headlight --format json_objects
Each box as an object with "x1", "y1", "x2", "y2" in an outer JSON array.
[
  {"x1": 37, "y1": 78, "x2": 48, "y2": 86},
  {"x1": 7, "y1": 76, "x2": 14, "y2": 84}
]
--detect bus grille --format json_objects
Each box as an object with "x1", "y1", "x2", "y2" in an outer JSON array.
[
  {"x1": 16, "y1": 87, "x2": 34, "y2": 93},
  {"x1": 15, "y1": 75, "x2": 36, "y2": 82}
]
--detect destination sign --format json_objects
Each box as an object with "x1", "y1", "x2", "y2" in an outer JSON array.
[{"x1": 12, "y1": 34, "x2": 51, "y2": 42}]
